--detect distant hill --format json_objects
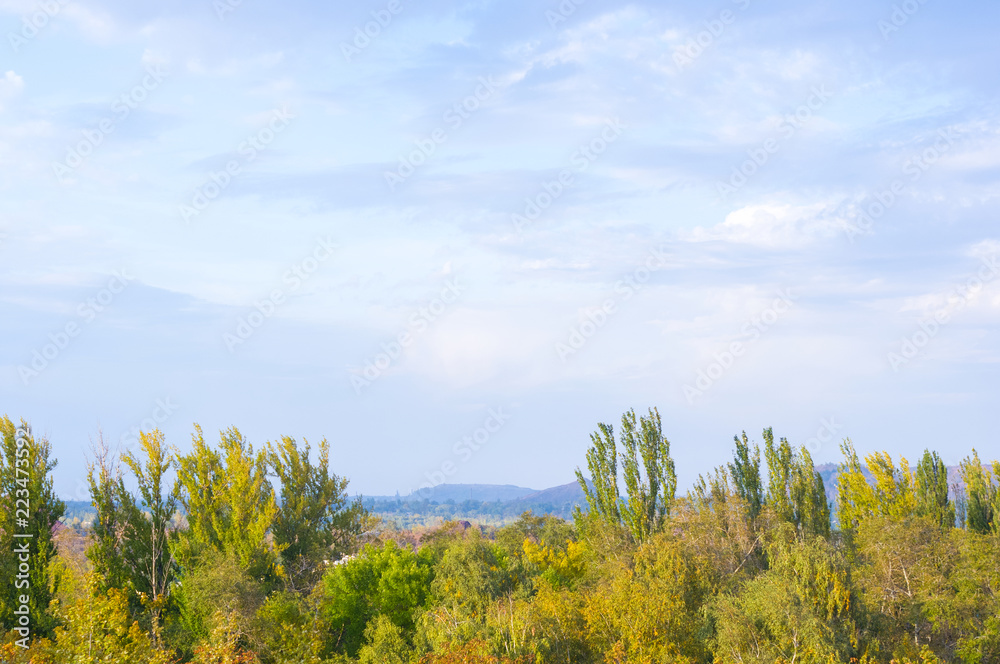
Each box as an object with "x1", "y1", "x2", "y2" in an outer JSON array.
[
  {"x1": 513, "y1": 481, "x2": 587, "y2": 508},
  {"x1": 392, "y1": 483, "x2": 538, "y2": 503},
  {"x1": 361, "y1": 481, "x2": 589, "y2": 526}
]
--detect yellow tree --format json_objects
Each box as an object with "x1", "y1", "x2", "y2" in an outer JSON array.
[
  {"x1": 174, "y1": 426, "x2": 278, "y2": 577},
  {"x1": 837, "y1": 439, "x2": 915, "y2": 529},
  {"x1": 47, "y1": 575, "x2": 174, "y2": 664}
]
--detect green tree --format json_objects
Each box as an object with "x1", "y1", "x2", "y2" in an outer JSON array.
[
  {"x1": 48, "y1": 574, "x2": 174, "y2": 664},
  {"x1": 583, "y1": 531, "x2": 711, "y2": 664},
  {"x1": 575, "y1": 407, "x2": 677, "y2": 543},
  {"x1": 168, "y1": 548, "x2": 267, "y2": 658},
  {"x1": 418, "y1": 532, "x2": 519, "y2": 650},
  {"x1": 86, "y1": 437, "x2": 138, "y2": 603},
  {"x1": 854, "y1": 516, "x2": 956, "y2": 662},
  {"x1": 321, "y1": 540, "x2": 432, "y2": 658},
  {"x1": 915, "y1": 449, "x2": 955, "y2": 529},
  {"x1": 761, "y1": 429, "x2": 829, "y2": 537},
  {"x1": 123, "y1": 431, "x2": 178, "y2": 635},
  {"x1": 763, "y1": 428, "x2": 794, "y2": 523},
  {"x1": 0, "y1": 417, "x2": 64, "y2": 637},
  {"x1": 574, "y1": 423, "x2": 619, "y2": 526},
  {"x1": 714, "y1": 524, "x2": 857, "y2": 664},
  {"x1": 838, "y1": 439, "x2": 915, "y2": 529},
  {"x1": 174, "y1": 426, "x2": 278, "y2": 577},
  {"x1": 790, "y1": 446, "x2": 831, "y2": 539},
  {"x1": 87, "y1": 431, "x2": 178, "y2": 637},
  {"x1": 266, "y1": 435, "x2": 364, "y2": 589},
  {"x1": 620, "y1": 408, "x2": 677, "y2": 542},
  {"x1": 358, "y1": 614, "x2": 410, "y2": 664},
  {"x1": 728, "y1": 431, "x2": 763, "y2": 521},
  {"x1": 959, "y1": 450, "x2": 995, "y2": 535}
]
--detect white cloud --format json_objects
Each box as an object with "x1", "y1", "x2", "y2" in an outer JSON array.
[
  {"x1": 0, "y1": 70, "x2": 24, "y2": 111},
  {"x1": 686, "y1": 201, "x2": 846, "y2": 249}
]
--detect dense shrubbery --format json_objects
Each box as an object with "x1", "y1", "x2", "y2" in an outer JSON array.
[{"x1": 1, "y1": 409, "x2": 999, "y2": 663}]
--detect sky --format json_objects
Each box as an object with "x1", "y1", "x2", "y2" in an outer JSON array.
[{"x1": 2, "y1": 0, "x2": 999, "y2": 502}]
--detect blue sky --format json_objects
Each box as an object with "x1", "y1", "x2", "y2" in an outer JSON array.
[{"x1": 2, "y1": 0, "x2": 999, "y2": 501}]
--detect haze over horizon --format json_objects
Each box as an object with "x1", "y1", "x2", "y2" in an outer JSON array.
[{"x1": 2, "y1": 0, "x2": 999, "y2": 501}]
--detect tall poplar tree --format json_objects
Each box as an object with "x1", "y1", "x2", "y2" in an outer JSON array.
[
  {"x1": 763, "y1": 429, "x2": 794, "y2": 524},
  {"x1": 728, "y1": 431, "x2": 763, "y2": 521},
  {"x1": 915, "y1": 449, "x2": 955, "y2": 529},
  {"x1": 174, "y1": 426, "x2": 278, "y2": 577},
  {"x1": 267, "y1": 435, "x2": 364, "y2": 588},
  {"x1": 576, "y1": 407, "x2": 677, "y2": 543},
  {"x1": 959, "y1": 449, "x2": 995, "y2": 534},
  {"x1": 0, "y1": 417, "x2": 64, "y2": 636},
  {"x1": 837, "y1": 440, "x2": 915, "y2": 529}
]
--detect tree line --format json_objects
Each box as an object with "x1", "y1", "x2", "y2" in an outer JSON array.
[{"x1": 1, "y1": 410, "x2": 999, "y2": 663}]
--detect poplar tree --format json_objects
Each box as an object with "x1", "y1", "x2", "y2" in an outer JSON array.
[
  {"x1": 575, "y1": 408, "x2": 677, "y2": 543},
  {"x1": 0, "y1": 417, "x2": 64, "y2": 636},
  {"x1": 789, "y1": 446, "x2": 830, "y2": 539},
  {"x1": 763, "y1": 429, "x2": 794, "y2": 524},
  {"x1": 837, "y1": 440, "x2": 915, "y2": 529},
  {"x1": 915, "y1": 449, "x2": 955, "y2": 529},
  {"x1": 959, "y1": 449, "x2": 996, "y2": 534},
  {"x1": 122, "y1": 431, "x2": 178, "y2": 632},
  {"x1": 759, "y1": 429, "x2": 829, "y2": 537},
  {"x1": 174, "y1": 426, "x2": 278, "y2": 577},
  {"x1": 620, "y1": 408, "x2": 676, "y2": 542},
  {"x1": 267, "y1": 435, "x2": 363, "y2": 588},
  {"x1": 728, "y1": 431, "x2": 763, "y2": 521},
  {"x1": 87, "y1": 430, "x2": 178, "y2": 637},
  {"x1": 575, "y1": 423, "x2": 620, "y2": 526}
]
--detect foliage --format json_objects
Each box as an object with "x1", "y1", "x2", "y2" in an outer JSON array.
[
  {"x1": 0, "y1": 417, "x2": 64, "y2": 637},
  {"x1": 959, "y1": 450, "x2": 995, "y2": 535},
  {"x1": 583, "y1": 531, "x2": 711, "y2": 663},
  {"x1": 7, "y1": 412, "x2": 1000, "y2": 664},
  {"x1": 357, "y1": 614, "x2": 410, "y2": 664},
  {"x1": 574, "y1": 407, "x2": 676, "y2": 544},
  {"x1": 714, "y1": 525, "x2": 857, "y2": 664},
  {"x1": 838, "y1": 439, "x2": 916, "y2": 529},
  {"x1": 87, "y1": 430, "x2": 177, "y2": 636},
  {"x1": 729, "y1": 431, "x2": 763, "y2": 521},
  {"x1": 320, "y1": 539, "x2": 432, "y2": 657},
  {"x1": 174, "y1": 426, "x2": 278, "y2": 579},
  {"x1": 168, "y1": 549, "x2": 268, "y2": 658},
  {"x1": 267, "y1": 435, "x2": 364, "y2": 589},
  {"x1": 915, "y1": 449, "x2": 955, "y2": 529},
  {"x1": 47, "y1": 573, "x2": 174, "y2": 664}
]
